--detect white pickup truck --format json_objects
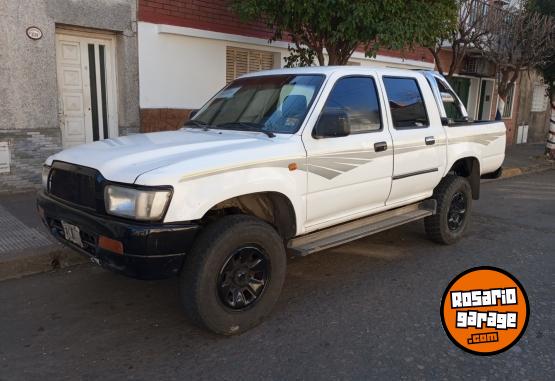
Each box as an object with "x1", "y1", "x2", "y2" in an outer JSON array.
[{"x1": 38, "y1": 67, "x2": 505, "y2": 335}]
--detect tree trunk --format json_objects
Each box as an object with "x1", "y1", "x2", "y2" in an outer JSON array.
[
  {"x1": 429, "y1": 48, "x2": 445, "y2": 76},
  {"x1": 324, "y1": 42, "x2": 358, "y2": 66},
  {"x1": 327, "y1": 47, "x2": 338, "y2": 66}
]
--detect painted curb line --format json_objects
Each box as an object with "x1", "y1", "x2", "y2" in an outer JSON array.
[{"x1": 481, "y1": 160, "x2": 554, "y2": 184}]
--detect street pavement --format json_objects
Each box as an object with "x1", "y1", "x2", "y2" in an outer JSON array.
[{"x1": 0, "y1": 170, "x2": 554, "y2": 380}]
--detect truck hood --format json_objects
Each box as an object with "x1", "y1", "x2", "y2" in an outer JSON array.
[{"x1": 46, "y1": 129, "x2": 283, "y2": 183}]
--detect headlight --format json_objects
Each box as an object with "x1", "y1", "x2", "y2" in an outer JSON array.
[
  {"x1": 42, "y1": 165, "x2": 51, "y2": 190},
  {"x1": 104, "y1": 185, "x2": 172, "y2": 221}
]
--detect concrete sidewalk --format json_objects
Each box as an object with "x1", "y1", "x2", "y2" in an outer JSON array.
[
  {"x1": 0, "y1": 193, "x2": 86, "y2": 281},
  {"x1": 500, "y1": 143, "x2": 554, "y2": 178},
  {"x1": 0, "y1": 143, "x2": 553, "y2": 281}
]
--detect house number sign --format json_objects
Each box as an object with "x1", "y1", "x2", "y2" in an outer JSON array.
[{"x1": 26, "y1": 27, "x2": 43, "y2": 40}]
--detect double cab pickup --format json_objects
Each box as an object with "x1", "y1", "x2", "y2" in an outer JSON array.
[{"x1": 38, "y1": 67, "x2": 505, "y2": 335}]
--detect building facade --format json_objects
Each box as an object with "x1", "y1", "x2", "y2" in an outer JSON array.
[
  {"x1": 515, "y1": 70, "x2": 552, "y2": 144},
  {"x1": 136, "y1": 0, "x2": 436, "y2": 132},
  {"x1": 0, "y1": 0, "x2": 140, "y2": 194},
  {"x1": 439, "y1": 52, "x2": 550, "y2": 146}
]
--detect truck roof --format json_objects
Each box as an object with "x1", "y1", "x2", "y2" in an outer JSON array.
[{"x1": 241, "y1": 66, "x2": 434, "y2": 78}]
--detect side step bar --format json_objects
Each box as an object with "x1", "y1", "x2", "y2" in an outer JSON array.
[{"x1": 288, "y1": 199, "x2": 436, "y2": 256}]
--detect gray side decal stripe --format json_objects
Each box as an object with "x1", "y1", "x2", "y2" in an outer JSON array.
[
  {"x1": 179, "y1": 132, "x2": 502, "y2": 183},
  {"x1": 306, "y1": 164, "x2": 343, "y2": 180}
]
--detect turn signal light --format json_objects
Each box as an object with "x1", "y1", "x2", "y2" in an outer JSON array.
[{"x1": 98, "y1": 236, "x2": 124, "y2": 255}]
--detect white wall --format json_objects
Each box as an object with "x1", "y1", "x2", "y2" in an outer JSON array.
[
  {"x1": 138, "y1": 22, "x2": 226, "y2": 109},
  {"x1": 138, "y1": 22, "x2": 435, "y2": 109}
]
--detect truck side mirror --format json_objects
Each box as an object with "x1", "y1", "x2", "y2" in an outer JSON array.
[
  {"x1": 189, "y1": 109, "x2": 199, "y2": 119},
  {"x1": 313, "y1": 109, "x2": 350, "y2": 139}
]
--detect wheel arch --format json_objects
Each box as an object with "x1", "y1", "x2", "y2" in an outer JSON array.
[
  {"x1": 448, "y1": 156, "x2": 481, "y2": 200},
  {"x1": 201, "y1": 191, "x2": 297, "y2": 240}
]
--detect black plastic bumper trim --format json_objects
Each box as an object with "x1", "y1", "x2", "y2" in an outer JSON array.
[
  {"x1": 393, "y1": 167, "x2": 439, "y2": 180},
  {"x1": 37, "y1": 191, "x2": 200, "y2": 279}
]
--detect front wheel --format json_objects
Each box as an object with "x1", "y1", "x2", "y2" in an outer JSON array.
[
  {"x1": 180, "y1": 215, "x2": 286, "y2": 335},
  {"x1": 425, "y1": 175, "x2": 472, "y2": 245}
]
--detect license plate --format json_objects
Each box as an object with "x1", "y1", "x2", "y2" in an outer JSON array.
[{"x1": 61, "y1": 221, "x2": 83, "y2": 248}]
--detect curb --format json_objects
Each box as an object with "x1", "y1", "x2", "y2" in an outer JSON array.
[
  {"x1": 481, "y1": 160, "x2": 554, "y2": 184},
  {"x1": 0, "y1": 244, "x2": 87, "y2": 282},
  {"x1": 500, "y1": 167, "x2": 524, "y2": 178},
  {"x1": 498, "y1": 161, "x2": 554, "y2": 180}
]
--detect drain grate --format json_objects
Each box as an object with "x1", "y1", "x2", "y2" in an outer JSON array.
[{"x1": 0, "y1": 205, "x2": 53, "y2": 254}]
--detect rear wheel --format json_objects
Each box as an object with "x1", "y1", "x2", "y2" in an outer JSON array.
[
  {"x1": 180, "y1": 215, "x2": 286, "y2": 335},
  {"x1": 425, "y1": 175, "x2": 472, "y2": 245}
]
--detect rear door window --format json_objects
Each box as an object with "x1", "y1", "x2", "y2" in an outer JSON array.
[{"x1": 383, "y1": 77, "x2": 429, "y2": 128}]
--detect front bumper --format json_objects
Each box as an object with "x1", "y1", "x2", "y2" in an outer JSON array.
[{"x1": 37, "y1": 191, "x2": 200, "y2": 279}]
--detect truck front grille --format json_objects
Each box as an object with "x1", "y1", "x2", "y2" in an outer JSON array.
[{"x1": 49, "y1": 166, "x2": 98, "y2": 210}]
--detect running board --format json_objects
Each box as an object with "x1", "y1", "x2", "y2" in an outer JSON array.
[{"x1": 288, "y1": 200, "x2": 436, "y2": 256}]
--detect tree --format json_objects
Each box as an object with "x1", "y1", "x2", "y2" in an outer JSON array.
[
  {"x1": 428, "y1": 0, "x2": 493, "y2": 79},
  {"x1": 481, "y1": 2, "x2": 555, "y2": 116},
  {"x1": 528, "y1": 0, "x2": 555, "y2": 98},
  {"x1": 231, "y1": 0, "x2": 458, "y2": 66},
  {"x1": 528, "y1": 0, "x2": 555, "y2": 157}
]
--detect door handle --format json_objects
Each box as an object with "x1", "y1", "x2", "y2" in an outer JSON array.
[
  {"x1": 425, "y1": 136, "x2": 436, "y2": 146},
  {"x1": 374, "y1": 141, "x2": 387, "y2": 152}
]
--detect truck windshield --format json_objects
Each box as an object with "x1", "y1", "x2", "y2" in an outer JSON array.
[{"x1": 188, "y1": 74, "x2": 325, "y2": 134}]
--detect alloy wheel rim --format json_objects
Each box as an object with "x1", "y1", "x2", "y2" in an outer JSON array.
[
  {"x1": 447, "y1": 191, "x2": 467, "y2": 231},
  {"x1": 217, "y1": 246, "x2": 270, "y2": 310}
]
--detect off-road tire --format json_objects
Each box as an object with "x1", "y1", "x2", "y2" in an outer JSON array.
[
  {"x1": 180, "y1": 215, "x2": 286, "y2": 335},
  {"x1": 425, "y1": 175, "x2": 472, "y2": 245}
]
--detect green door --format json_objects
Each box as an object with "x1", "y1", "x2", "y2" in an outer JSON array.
[{"x1": 448, "y1": 77, "x2": 471, "y2": 108}]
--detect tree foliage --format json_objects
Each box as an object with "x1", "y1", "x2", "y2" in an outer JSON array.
[{"x1": 231, "y1": 0, "x2": 458, "y2": 66}]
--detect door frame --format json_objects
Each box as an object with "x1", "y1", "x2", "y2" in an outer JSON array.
[
  {"x1": 55, "y1": 27, "x2": 119, "y2": 143},
  {"x1": 475, "y1": 78, "x2": 495, "y2": 120},
  {"x1": 300, "y1": 71, "x2": 394, "y2": 230}
]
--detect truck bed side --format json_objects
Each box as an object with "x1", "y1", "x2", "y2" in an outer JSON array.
[{"x1": 443, "y1": 121, "x2": 506, "y2": 176}]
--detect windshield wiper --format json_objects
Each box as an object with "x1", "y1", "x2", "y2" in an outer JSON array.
[
  {"x1": 184, "y1": 120, "x2": 211, "y2": 131},
  {"x1": 216, "y1": 122, "x2": 276, "y2": 138}
]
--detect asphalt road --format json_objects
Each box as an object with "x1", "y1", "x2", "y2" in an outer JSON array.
[{"x1": 1, "y1": 171, "x2": 554, "y2": 380}]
